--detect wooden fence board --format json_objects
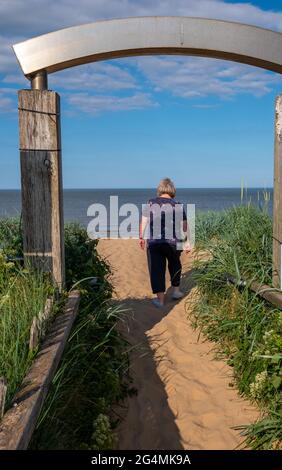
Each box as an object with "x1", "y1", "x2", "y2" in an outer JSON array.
[{"x1": 0, "y1": 290, "x2": 80, "y2": 450}]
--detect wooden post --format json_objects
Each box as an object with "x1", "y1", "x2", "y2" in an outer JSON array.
[
  {"x1": 273, "y1": 95, "x2": 282, "y2": 289},
  {"x1": 19, "y1": 90, "x2": 65, "y2": 288}
]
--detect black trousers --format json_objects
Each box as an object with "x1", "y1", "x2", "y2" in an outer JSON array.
[{"x1": 147, "y1": 242, "x2": 182, "y2": 294}]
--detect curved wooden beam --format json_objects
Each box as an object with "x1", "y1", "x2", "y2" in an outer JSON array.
[{"x1": 13, "y1": 16, "x2": 282, "y2": 78}]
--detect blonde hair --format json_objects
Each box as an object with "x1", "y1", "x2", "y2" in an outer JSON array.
[{"x1": 157, "y1": 178, "x2": 176, "y2": 198}]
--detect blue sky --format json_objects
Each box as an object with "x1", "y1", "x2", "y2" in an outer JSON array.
[{"x1": 1, "y1": 0, "x2": 282, "y2": 188}]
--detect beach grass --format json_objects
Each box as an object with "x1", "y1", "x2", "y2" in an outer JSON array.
[
  {"x1": 30, "y1": 296, "x2": 132, "y2": 449},
  {"x1": 30, "y1": 223, "x2": 133, "y2": 449},
  {"x1": 0, "y1": 219, "x2": 132, "y2": 450},
  {"x1": 2, "y1": 205, "x2": 281, "y2": 449},
  {"x1": 189, "y1": 204, "x2": 282, "y2": 449},
  {"x1": 0, "y1": 217, "x2": 51, "y2": 407}
]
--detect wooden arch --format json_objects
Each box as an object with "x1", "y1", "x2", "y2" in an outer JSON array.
[{"x1": 12, "y1": 17, "x2": 282, "y2": 289}]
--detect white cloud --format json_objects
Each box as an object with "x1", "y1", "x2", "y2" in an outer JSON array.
[
  {"x1": 3, "y1": 54, "x2": 282, "y2": 116},
  {"x1": 49, "y1": 62, "x2": 137, "y2": 91},
  {"x1": 134, "y1": 56, "x2": 282, "y2": 99},
  {"x1": 2, "y1": 72, "x2": 27, "y2": 86},
  {"x1": 66, "y1": 91, "x2": 157, "y2": 114},
  {"x1": 0, "y1": 96, "x2": 13, "y2": 113},
  {"x1": 0, "y1": 88, "x2": 17, "y2": 113},
  {"x1": 1, "y1": 1, "x2": 282, "y2": 114},
  {"x1": 4, "y1": 61, "x2": 139, "y2": 91},
  {"x1": 0, "y1": 35, "x2": 24, "y2": 74},
  {"x1": 192, "y1": 104, "x2": 220, "y2": 109},
  {"x1": 1, "y1": 0, "x2": 282, "y2": 38}
]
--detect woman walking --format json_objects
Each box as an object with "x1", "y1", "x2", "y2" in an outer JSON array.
[{"x1": 139, "y1": 178, "x2": 191, "y2": 308}]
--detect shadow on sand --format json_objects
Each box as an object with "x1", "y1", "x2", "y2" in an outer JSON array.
[{"x1": 112, "y1": 268, "x2": 197, "y2": 450}]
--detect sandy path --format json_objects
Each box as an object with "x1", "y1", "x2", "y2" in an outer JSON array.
[{"x1": 98, "y1": 239, "x2": 258, "y2": 450}]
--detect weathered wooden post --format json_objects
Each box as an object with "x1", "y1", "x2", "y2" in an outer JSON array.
[
  {"x1": 273, "y1": 95, "x2": 282, "y2": 290},
  {"x1": 19, "y1": 72, "x2": 65, "y2": 288}
]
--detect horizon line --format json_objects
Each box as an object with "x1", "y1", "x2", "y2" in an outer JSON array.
[{"x1": 0, "y1": 186, "x2": 274, "y2": 191}]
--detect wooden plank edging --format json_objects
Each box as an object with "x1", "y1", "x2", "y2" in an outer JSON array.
[
  {"x1": 250, "y1": 281, "x2": 282, "y2": 310},
  {"x1": 0, "y1": 290, "x2": 80, "y2": 450},
  {"x1": 226, "y1": 274, "x2": 282, "y2": 310}
]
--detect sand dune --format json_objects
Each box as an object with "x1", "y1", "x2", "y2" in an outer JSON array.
[{"x1": 98, "y1": 239, "x2": 258, "y2": 450}]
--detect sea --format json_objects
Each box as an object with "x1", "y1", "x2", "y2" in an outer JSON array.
[{"x1": 0, "y1": 188, "x2": 273, "y2": 237}]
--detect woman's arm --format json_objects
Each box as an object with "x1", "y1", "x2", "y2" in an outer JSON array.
[
  {"x1": 182, "y1": 219, "x2": 192, "y2": 253},
  {"x1": 139, "y1": 215, "x2": 148, "y2": 250}
]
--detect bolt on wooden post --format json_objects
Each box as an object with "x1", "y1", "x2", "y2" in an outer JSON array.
[
  {"x1": 273, "y1": 95, "x2": 282, "y2": 290},
  {"x1": 18, "y1": 89, "x2": 65, "y2": 288}
]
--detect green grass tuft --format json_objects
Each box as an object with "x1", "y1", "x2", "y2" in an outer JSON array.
[{"x1": 190, "y1": 204, "x2": 282, "y2": 449}]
